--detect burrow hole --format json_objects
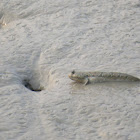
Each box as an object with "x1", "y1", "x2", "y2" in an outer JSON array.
[{"x1": 23, "y1": 79, "x2": 44, "y2": 92}]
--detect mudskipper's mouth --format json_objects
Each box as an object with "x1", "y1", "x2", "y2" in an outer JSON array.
[
  {"x1": 69, "y1": 74, "x2": 84, "y2": 83},
  {"x1": 68, "y1": 73, "x2": 76, "y2": 80},
  {"x1": 68, "y1": 74, "x2": 72, "y2": 79},
  {"x1": 69, "y1": 75, "x2": 75, "y2": 81}
]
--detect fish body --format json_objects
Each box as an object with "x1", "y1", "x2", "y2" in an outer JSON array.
[{"x1": 68, "y1": 70, "x2": 140, "y2": 85}]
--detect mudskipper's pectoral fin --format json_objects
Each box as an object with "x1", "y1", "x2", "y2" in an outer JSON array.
[{"x1": 84, "y1": 78, "x2": 89, "y2": 85}]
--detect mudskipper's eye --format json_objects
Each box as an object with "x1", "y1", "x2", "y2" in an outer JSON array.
[{"x1": 72, "y1": 70, "x2": 75, "y2": 74}]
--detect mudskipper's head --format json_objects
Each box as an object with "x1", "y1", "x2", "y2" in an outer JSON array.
[{"x1": 68, "y1": 70, "x2": 85, "y2": 83}]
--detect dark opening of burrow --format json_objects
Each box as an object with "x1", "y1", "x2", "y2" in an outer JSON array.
[{"x1": 23, "y1": 79, "x2": 44, "y2": 92}]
